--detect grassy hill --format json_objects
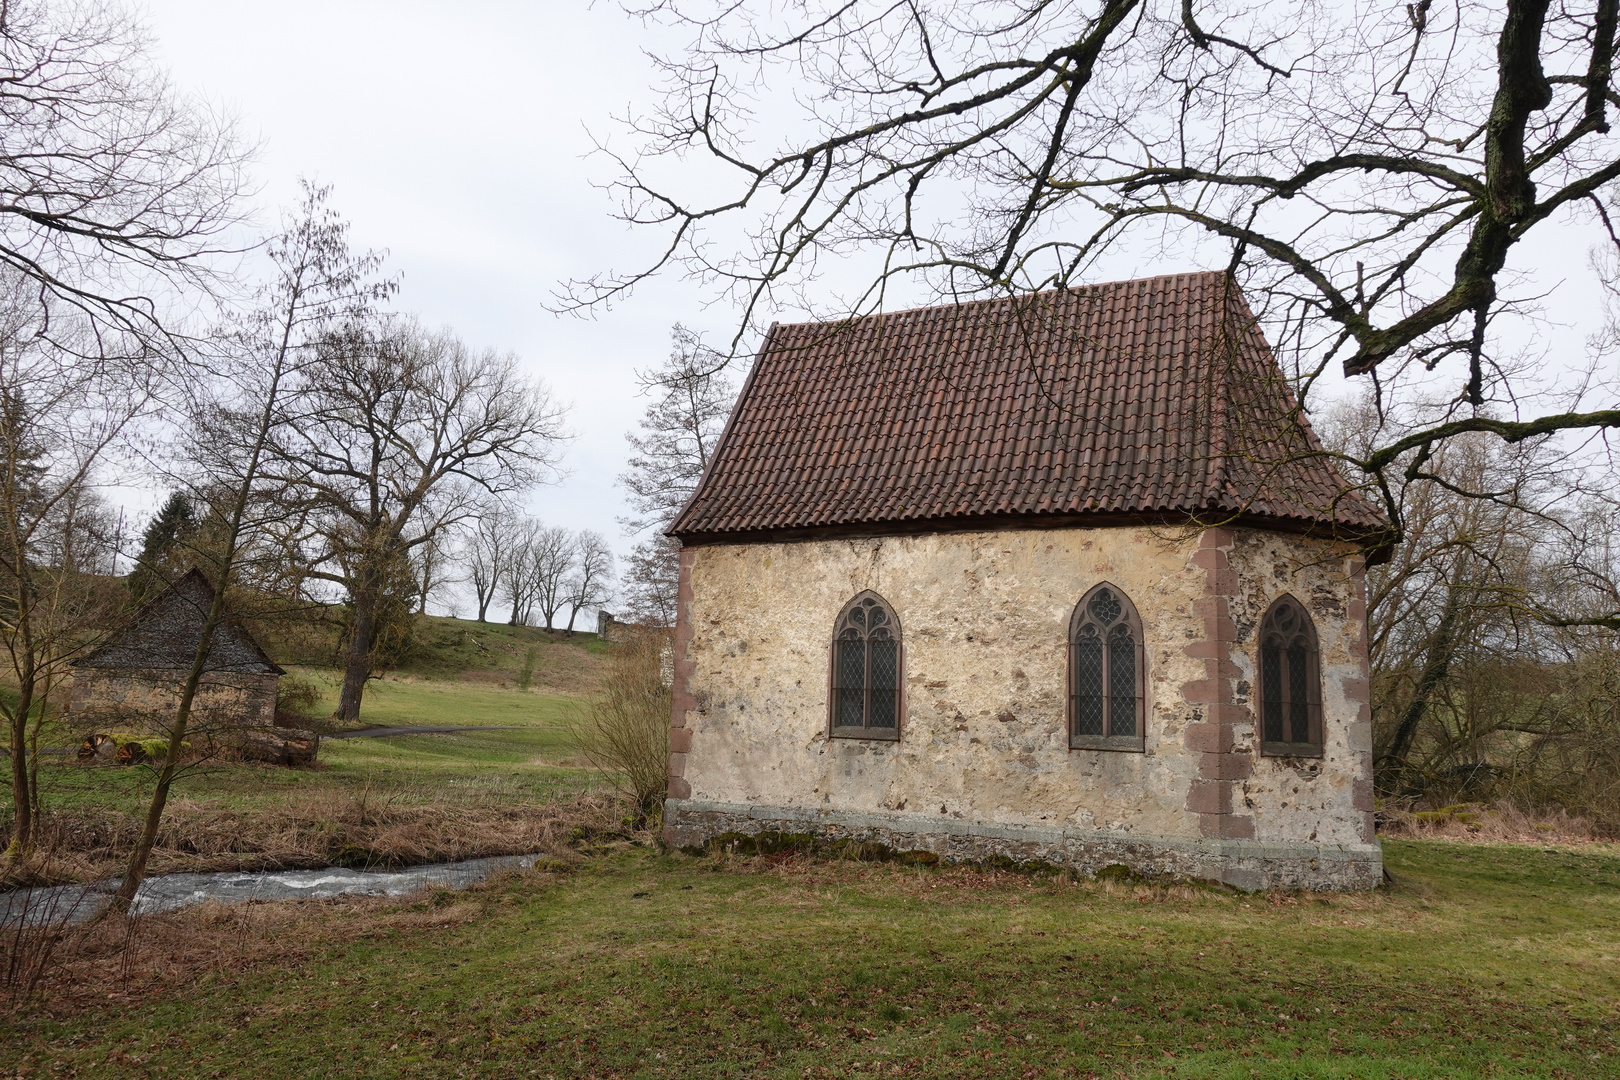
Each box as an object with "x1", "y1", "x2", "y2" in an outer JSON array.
[{"x1": 263, "y1": 609, "x2": 612, "y2": 694}]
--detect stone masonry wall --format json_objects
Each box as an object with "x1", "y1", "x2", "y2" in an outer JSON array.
[
  {"x1": 664, "y1": 524, "x2": 1380, "y2": 890},
  {"x1": 68, "y1": 670, "x2": 280, "y2": 733}
]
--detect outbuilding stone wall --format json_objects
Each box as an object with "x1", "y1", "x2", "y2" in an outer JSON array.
[
  {"x1": 69, "y1": 669, "x2": 281, "y2": 732},
  {"x1": 663, "y1": 524, "x2": 1380, "y2": 890}
]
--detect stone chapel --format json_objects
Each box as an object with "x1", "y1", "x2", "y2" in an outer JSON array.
[{"x1": 662, "y1": 271, "x2": 1387, "y2": 890}]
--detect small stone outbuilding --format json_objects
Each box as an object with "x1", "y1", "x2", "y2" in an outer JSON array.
[
  {"x1": 663, "y1": 271, "x2": 1389, "y2": 891},
  {"x1": 71, "y1": 569, "x2": 285, "y2": 732}
]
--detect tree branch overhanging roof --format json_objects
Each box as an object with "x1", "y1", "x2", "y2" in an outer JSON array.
[{"x1": 670, "y1": 271, "x2": 1388, "y2": 545}]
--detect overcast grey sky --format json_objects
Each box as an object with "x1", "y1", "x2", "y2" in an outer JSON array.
[{"x1": 137, "y1": 0, "x2": 723, "y2": 615}]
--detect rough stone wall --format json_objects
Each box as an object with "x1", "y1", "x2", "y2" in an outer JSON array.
[
  {"x1": 665, "y1": 524, "x2": 1379, "y2": 888},
  {"x1": 68, "y1": 670, "x2": 280, "y2": 732},
  {"x1": 1225, "y1": 530, "x2": 1376, "y2": 848}
]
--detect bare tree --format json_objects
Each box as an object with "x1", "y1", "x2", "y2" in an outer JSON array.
[
  {"x1": 466, "y1": 506, "x2": 520, "y2": 623},
  {"x1": 527, "y1": 525, "x2": 576, "y2": 631},
  {"x1": 620, "y1": 534, "x2": 682, "y2": 628},
  {"x1": 0, "y1": 302, "x2": 143, "y2": 854},
  {"x1": 0, "y1": 0, "x2": 247, "y2": 354},
  {"x1": 573, "y1": 0, "x2": 1620, "y2": 568},
  {"x1": 564, "y1": 530, "x2": 616, "y2": 635},
  {"x1": 112, "y1": 183, "x2": 391, "y2": 908},
  {"x1": 410, "y1": 512, "x2": 454, "y2": 616},
  {"x1": 498, "y1": 518, "x2": 544, "y2": 628},
  {"x1": 616, "y1": 325, "x2": 734, "y2": 625},
  {"x1": 1321, "y1": 392, "x2": 1620, "y2": 809},
  {"x1": 0, "y1": 0, "x2": 248, "y2": 858},
  {"x1": 265, "y1": 324, "x2": 568, "y2": 722}
]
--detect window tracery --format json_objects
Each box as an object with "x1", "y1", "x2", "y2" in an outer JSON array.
[
  {"x1": 1068, "y1": 583, "x2": 1144, "y2": 751},
  {"x1": 830, "y1": 592, "x2": 901, "y2": 740},
  {"x1": 1257, "y1": 595, "x2": 1323, "y2": 756}
]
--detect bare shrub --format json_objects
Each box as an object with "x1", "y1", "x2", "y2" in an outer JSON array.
[
  {"x1": 1377, "y1": 800, "x2": 1604, "y2": 845},
  {"x1": 2, "y1": 790, "x2": 633, "y2": 884},
  {"x1": 568, "y1": 630, "x2": 671, "y2": 819},
  {"x1": 273, "y1": 674, "x2": 323, "y2": 727}
]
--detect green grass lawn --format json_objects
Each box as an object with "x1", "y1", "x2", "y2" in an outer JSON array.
[
  {"x1": 24, "y1": 674, "x2": 597, "y2": 820},
  {"x1": 292, "y1": 666, "x2": 583, "y2": 730},
  {"x1": 7, "y1": 838, "x2": 1617, "y2": 1078},
  {"x1": 267, "y1": 612, "x2": 612, "y2": 687}
]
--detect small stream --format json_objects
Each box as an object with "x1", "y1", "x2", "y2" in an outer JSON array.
[{"x1": 0, "y1": 853, "x2": 544, "y2": 928}]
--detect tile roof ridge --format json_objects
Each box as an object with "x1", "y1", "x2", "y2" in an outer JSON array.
[{"x1": 765, "y1": 270, "x2": 1228, "y2": 331}]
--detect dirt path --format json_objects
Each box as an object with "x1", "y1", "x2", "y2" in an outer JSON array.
[{"x1": 326, "y1": 725, "x2": 540, "y2": 739}]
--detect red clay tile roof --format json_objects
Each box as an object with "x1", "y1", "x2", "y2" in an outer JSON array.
[{"x1": 671, "y1": 271, "x2": 1387, "y2": 542}]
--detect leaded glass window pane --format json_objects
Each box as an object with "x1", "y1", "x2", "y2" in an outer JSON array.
[
  {"x1": 1073, "y1": 626, "x2": 1104, "y2": 736},
  {"x1": 830, "y1": 593, "x2": 902, "y2": 738},
  {"x1": 868, "y1": 639, "x2": 899, "y2": 729},
  {"x1": 1108, "y1": 624, "x2": 1136, "y2": 737},
  {"x1": 1071, "y1": 585, "x2": 1143, "y2": 745},
  {"x1": 835, "y1": 638, "x2": 866, "y2": 728},
  {"x1": 1287, "y1": 640, "x2": 1311, "y2": 744},
  {"x1": 1088, "y1": 589, "x2": 1121, "y2": 627},
  {"x1": 1258, "y1": 596, "x2": 1323, "y2": 755},
  {"x1": 1261, "y1": 639, "x2": 1284, "y2": 743}
]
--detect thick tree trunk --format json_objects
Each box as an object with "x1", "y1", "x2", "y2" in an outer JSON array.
[
  {"x1": 338, "y1": 583, "x2": 377, "y2": 725},
  {"x1": 565, "y1": 604, "x2": 579, "y2": 637}
]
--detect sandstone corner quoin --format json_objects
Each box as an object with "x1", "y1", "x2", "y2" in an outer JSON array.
[{"x1": 661, "y1": 271, "x2": 1385, "y2": 890}]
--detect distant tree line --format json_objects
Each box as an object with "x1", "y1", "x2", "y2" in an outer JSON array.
[
  {"x1": 1325, "y1": 402, "x2": 1620, "y2": 824},
  {"x1": 464, "y1": 513, "x2": 614, "y2": 633}
]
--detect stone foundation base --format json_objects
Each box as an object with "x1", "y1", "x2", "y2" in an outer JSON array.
[{"x1": 664, "y1": 798, "x2": 1382, "y2": 892}]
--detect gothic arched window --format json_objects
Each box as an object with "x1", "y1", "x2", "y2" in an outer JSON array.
[
  {"x1": 1068, "y1": 583, "x2": 1145, "y2": 751},
  {"x1": 1257, "y1": 595, "x2": 1323, "y2": 757},
  {"x1": 830, "y1": 592, "x2": 902, "y2": 740}
]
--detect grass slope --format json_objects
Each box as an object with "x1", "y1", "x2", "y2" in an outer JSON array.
[
  {"x1": 7, "y1": 839, "x2": 1618, "y2": 1078},
  {"x1": 294, "y1": 666, "x2": 583, "y2": 729},
  {"x1": 268, "y1": 613, "x2": 611, "y2": 693}
]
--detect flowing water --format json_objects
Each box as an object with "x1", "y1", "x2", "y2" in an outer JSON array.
[{"x1": 0, "y1": 853, "x2": 543, "y2": 927}]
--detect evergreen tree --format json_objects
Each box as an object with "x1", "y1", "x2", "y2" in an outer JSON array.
[{"x1": 127, "y1": 491, "x2": 196, "y2": 601}]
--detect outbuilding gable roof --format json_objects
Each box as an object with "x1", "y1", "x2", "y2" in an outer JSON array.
[
  {"x1": 75, "y1": 569, "x2": 286, "y2": 675},
  {"x1": 671, "y1": 271, "x2": 1387, "y2": 543}
]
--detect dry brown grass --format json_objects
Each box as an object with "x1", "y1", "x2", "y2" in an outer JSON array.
[
  {"x1": 454, "y1": 642, "x2": 607, "y2": 694},
  {"x1": 3, "y1": 869, "x2": 551, "y2": 1014},
  {"x1": 1, "y1": 792, "x2": 652, "y2": 1010},
  {"x1": 1377, "y1": 799, "x2": 1606, "y2": 845},
  {"x1": 1, "y1": 791, "x2": 635, "y2": 887}
]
